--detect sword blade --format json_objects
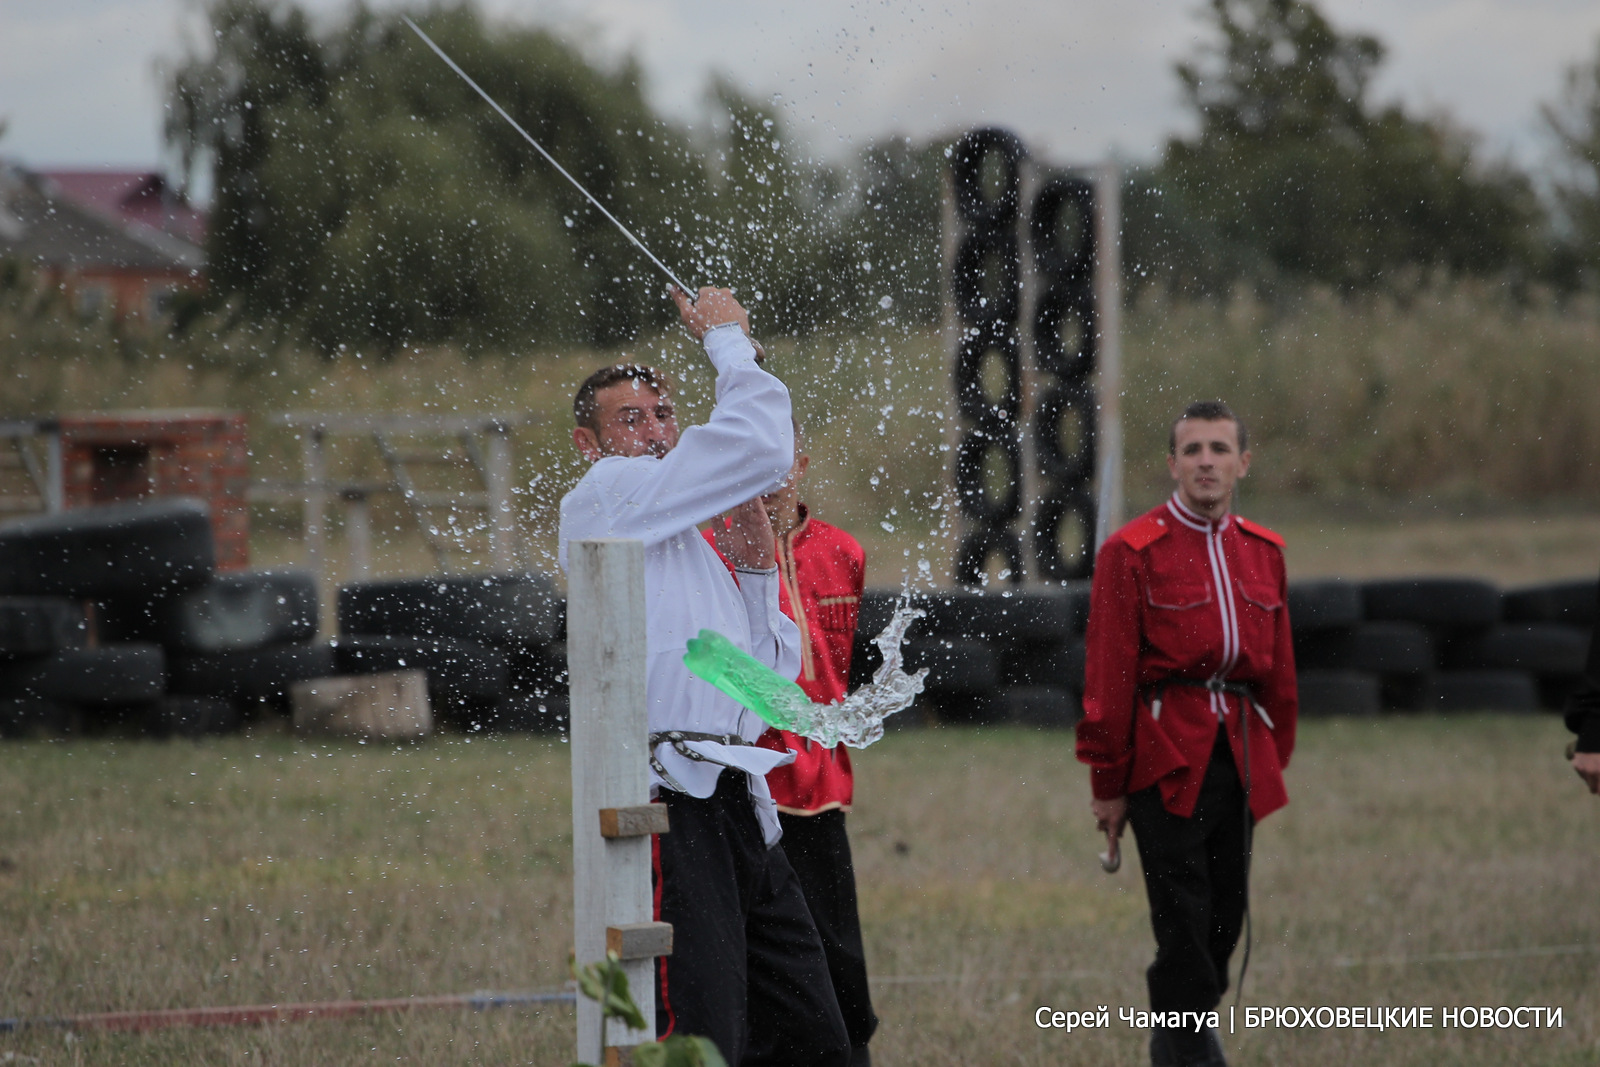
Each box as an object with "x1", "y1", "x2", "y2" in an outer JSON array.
[{"x1": 402, "y1": 16, "x2": 695, "y2": 296}]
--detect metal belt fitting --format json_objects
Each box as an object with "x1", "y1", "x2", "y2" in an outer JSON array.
[{"x1": 647, "y1": 731, "x2": 753, "y2": 793}]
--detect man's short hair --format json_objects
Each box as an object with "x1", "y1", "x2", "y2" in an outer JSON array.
[
  {"x1": 573, "y1": 364, "x2": 673, "y2": 434},
  {"x1": 1169, "y1": 400, "x2": 1248, "y2": 454}
]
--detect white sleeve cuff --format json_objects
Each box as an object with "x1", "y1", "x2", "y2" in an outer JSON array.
[{"x1": 702, "y1": 322, "x2": 758, "y2": 371}]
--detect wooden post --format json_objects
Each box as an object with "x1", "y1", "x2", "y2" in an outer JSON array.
[
  {"x1": 44, "y1": 424, "x2": 63, "y2": 514},
  {"x1": 568, "y1": 539, "x2": 663, "y2": 1058},
  {"x1": 1094, "y1": 160, "x2": 1124, "y2": 548},
  {"x1": 485, "y1": 420, "x2": 518, "y2": 572},
  {"x1": 342, "y1": 488, "x2": 372, "y2": 578},
  {"x1": 301, "y1": 427, "x2": 326, "y2": 579}
]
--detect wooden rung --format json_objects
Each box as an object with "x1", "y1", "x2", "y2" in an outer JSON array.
[
  {"x1": 599, "y1": 805, "x2": 669, "y2": 839},
  {"x1": 603, "y1": 1048, "x2": 637, "y2": 1067},
  {"x1": 389, "y1": 449, "x2": 466, "y2": 465},
  {"x1": 606, "y1": 922, "x2": 673, "y2": 961}
]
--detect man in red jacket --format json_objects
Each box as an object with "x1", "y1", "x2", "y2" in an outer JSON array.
[
  {"x1": 1076, "y1": 400, "x2": 1297, "y2": 1067},
  {"x1": 707, "y1": 422, "x2": 877, "y2": 1066}
]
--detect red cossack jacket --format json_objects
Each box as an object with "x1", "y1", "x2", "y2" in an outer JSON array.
[
  {"x1": 1075, "y1": 496, "x2": 1298, "y2": 821},
  {"x1": 703, "y1": 507, "x2": 864, "y2": 814}
]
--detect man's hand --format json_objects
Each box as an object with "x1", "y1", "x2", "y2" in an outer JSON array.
[
  {"x1": 715, "y1": 498, "x2": 776, "y2": 570},
  {"x1": 1573, "y1": 751, "x2": 1600, "y2": 795},
  {"x1": 672, "y1": 286, "x2": 749, "y2": 341},
  {"x1": 1092, "y1": 795, "x2": 1127, "y2": 840}
]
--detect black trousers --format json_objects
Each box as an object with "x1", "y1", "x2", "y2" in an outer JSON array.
[
  {"x1": 1127, "y1": 729, "x2": 1252, "y2": 1018},
  {"x1": 655, "y1": 770, "x2": 851, "y2": 1067},
  {"x1": 778, "y1": 809, "x2": 879, "y2": 1052}
]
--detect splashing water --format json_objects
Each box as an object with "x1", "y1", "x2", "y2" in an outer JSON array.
[{"x1": 683, "y1": 603, "x2": 927, "y2": 748}]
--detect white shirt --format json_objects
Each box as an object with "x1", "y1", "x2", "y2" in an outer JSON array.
[{"x1": 558, "y1": 325, "x2": 803, "y2": 845}]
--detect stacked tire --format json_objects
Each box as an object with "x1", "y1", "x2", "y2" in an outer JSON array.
[
  {"x1": 103, "y1": 567, "x2": 329, "y2": 734},
  {"x1": 0, "y1": 500, "x2": 211, "y2": 737},
  {"x1": 850, "y1": 585, "x2": 1089, "y2": 729},
  {"x1": 336, "y1": 574, "x2": 564, "y2": 734},
  {"x1": 1291, "y1": 576, "x2": 1594, "y2": 715}
]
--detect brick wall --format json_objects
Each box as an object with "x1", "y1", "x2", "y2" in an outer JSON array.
[{"x1": 58, "y1": 411, "x2": 249, "y2": 570}]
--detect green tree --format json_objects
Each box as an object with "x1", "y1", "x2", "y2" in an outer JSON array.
[
  {"x1": 1156, "y1": 0, "x2": 1540, "y2": 293},
  {"x1": 167, "y1": 0, "x2": 709, "y2": 351},
  {"x1": 1543, "y1": 37, "x2": 1600, "y2": 287}
]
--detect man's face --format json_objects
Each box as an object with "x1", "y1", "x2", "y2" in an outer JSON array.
[
  {"x1": 573, "y1": 380, "x2": 679, "y2": 461},
  {"x1": 1167, "y1": 418, "x2": 1250, "y2": 514}
]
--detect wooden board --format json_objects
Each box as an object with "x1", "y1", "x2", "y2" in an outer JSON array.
[{"x1": 290, "y1": 671, "x2": 431, "y2": 739}]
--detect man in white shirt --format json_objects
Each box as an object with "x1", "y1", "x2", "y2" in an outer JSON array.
[{"x1": 559, "y1": 286, "x2": 851, "y2": 1066}]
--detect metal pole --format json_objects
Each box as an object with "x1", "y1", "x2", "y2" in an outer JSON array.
[
  {"x1": 484, "y1": 421, "x2": 518, "y2": 573},
  {"x1": 568, "y1": 539, "x2": 659, "y2": 1058},
  {"x1": 1094, "y1": 161, "x2": 1124, "y2": 548}
]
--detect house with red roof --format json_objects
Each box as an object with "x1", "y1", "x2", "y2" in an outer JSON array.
[{"x1": 0, "y1": 163, "x2": 206, "y2": 321}]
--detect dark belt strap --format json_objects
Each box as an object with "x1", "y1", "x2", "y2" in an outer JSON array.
[{"x1": 1148, "y1": 676, "x2": 1273, "y2": 727}]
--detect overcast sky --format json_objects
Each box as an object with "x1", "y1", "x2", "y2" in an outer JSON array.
[{"x1": 4, "y1": 0, "x2": 1600, "y2": 183}]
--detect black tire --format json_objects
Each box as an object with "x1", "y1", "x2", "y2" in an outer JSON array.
[
  {"x1": 1296, "y1": 670, "x2": 1381, "y2": 717},
  {"x1": 1032, "y1": 381, "x2": 1097, "y2": 484},
  {"x1": 169, "y1": 641, "x2": 336, "y2": 703},
  {"x1": 334, "y1": 634, "x2": 508, "y2": 703},
  {"x1": 146, "y1": 695, "x2": 242, "y2": 739},
  {"x1": 921, "y1": 690, "x2": 1002, "y2": 725},
  {"x1": 1537, "y1": 674, "x2": 1586, "y2": 712},
  {"x1": 952, "y1": 527, "x2": 1025, "y2": 587},
  {"x1": 1031, "y1": 488, "x2": 1097, "y2": 583},
  {"x1": 920, "y1": 589, "x2": 1079, "y2": 646},
  {"x1": 0, "y1": 644, "x2": 166, "y2": 705},
  {"x1": 904, "y1": 637, "x2": 997, "y2": 695},
  {"x1": 950, "y1": 127, "x2": 1026, "y2": 226},
  {"x1": 0, "y1": 698, "x2": 77, "y2": 738},
  {"x1": 1419, "y1": 670, "x2": 1539, "y2": 713},
  {"x1": 0, "y1": 498, "x2": 214, "y2": 598},
  {"x1": 1361, "y1": 578, "x2": 1500, "y2": 629},
  {"x1": 337, "y1": 573, "x2": 561, "y2": 649},
  {"x1": 855, "y1": 590, "x2": 912, "y2": 649},
  {"x1": 0, "y1": 597, "x2": 88, "y2": 658},
  {"x1": 508, "y1": 641, "x2": 568, "y2": 697},
  {"x1": 953, "y1": 332, "x2": 1023, "y2": 430},
  {"x1": 1501, "y1": 579, "x2": 1598, "y2": 627},
  {"x1": 1029, "y1": 175, "x2": 1095, "y2": 280},
  {"x1": 100, "y1": 569, "x2": 319, "y2": 654},
  {"x1": 1444, "y1": 623, "x2": 1590, "y2": 676},
  {"x1": 1294, "y1": 622, "x2": 1435, "y2": 675},
  {"x1": 482, "y1": 692, "x2": 569, "y2": 735},
  {"x1": 951, "y1": 232, "x2": 1022, "y2": 329},
  {"x1": 1002, "y1": 685, "x2": 1082, "y2": 728},
  {"x1": 1030, "y1": 281, "x2": 1097, "y2": 382},
  {"x1": 954, "y1": 431, "x2": 1023, "y2": 526},
  {"x1": 1001, "y1": 639, "x2": 1085, "y2": 690},
  {"x1": 850, "y1": 590, "x2": 931, "y2": 688},
  {"x1": 1287, "y1": 580, "x2": 1364, "y2": 633}
]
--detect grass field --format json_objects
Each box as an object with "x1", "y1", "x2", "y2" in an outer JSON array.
[{"x1": 1, "y1": 714, "x2": 1595, "y2": 1065}]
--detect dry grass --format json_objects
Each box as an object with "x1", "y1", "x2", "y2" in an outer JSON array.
[{"x1": 1, "y1": 715, "x2": 1595, "y2": 1065}]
